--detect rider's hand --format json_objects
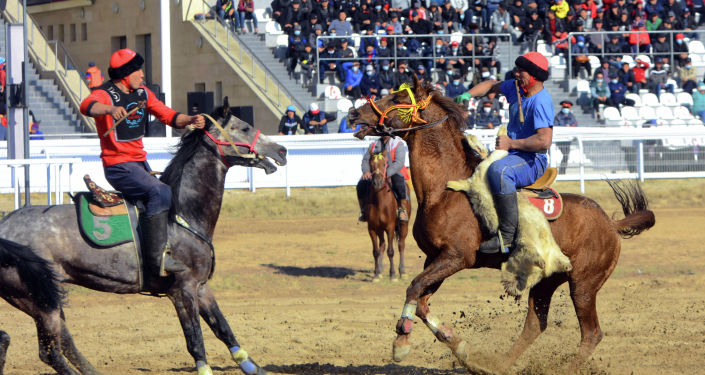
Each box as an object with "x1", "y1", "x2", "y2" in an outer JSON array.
[
  {"x1": 109, "y1": 106, "x2": 128, "y2": 121},
  {"x1": 496, "y1": 135, "x2": 512, "y2": 151},
  {"x1": 362, "y1": 172, "x2": 372, "y2": 180},
  {"x1": 190, "y1": 115, "x2": 206, "y2": 129}
]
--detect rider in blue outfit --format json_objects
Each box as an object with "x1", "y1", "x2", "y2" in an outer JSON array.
[{"x1": 467, "y1": 51, "x2": 554, "y2": 255}]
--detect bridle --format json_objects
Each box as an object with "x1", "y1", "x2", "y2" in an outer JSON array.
[
  {"x1": 200, "y1": 113, "x2": 261, "y2": 168},
  {"x1": 366, "y1": 83, "x2": 448, "y2": 137},
  {"x1": 371, "y1": 152, "x2": 388, "y2": 189}
]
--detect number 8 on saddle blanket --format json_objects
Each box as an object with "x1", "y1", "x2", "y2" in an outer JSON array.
[{"x1": 448, "y1": 132, "x2": 572, "y2": 297}]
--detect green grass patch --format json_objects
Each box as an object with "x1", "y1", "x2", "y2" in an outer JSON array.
[{"x1": 0, "y1": 179, "x2": 702, "y2": 220}]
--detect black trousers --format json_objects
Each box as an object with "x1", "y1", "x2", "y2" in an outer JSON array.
[{"x1": 357, "y1": 174, "x2": 407, "y2": 203}]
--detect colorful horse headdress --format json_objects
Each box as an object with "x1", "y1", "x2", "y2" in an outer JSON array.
[{"x1": 367, "y1": 83, "x2": 433, "y2": 126}]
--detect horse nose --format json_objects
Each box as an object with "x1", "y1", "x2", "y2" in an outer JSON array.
[{"x1": 348, "y1": 108, "x2": 360, "y2": 120}]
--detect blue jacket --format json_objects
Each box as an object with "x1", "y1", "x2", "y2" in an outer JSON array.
[
  {"x1": 342, "y1": 62, "x2": 363, "y2": 88},
  {"x1": 360, "y1": 73, "x2": 382, "y2": 97},
  {"x1": 608, "y1": 81, "x2": 628, "y2": 102},
  {"x1": 445, "y1": 82, "x2": 467, "y2": 98}
]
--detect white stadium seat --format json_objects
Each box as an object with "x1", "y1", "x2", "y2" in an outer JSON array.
[
  {"x1": 688, "y1": 40, "x2": 705, "y2": 54},
  {"x1": 621, "y1": 55, "x2": 634, "y2": 67},
  {"x1": 265, "y1": 20, "x2": 282, "y2": 34},
  {"x1": 641, "y1": 93, "x2": 660, "y2": 107},
  {"x1": 635, "y1": 54, "x2": 651, "y2": 65},
  {"x1": 537, "y1": 42, "x2": 553, "y2": 57},
  {"x1": 657, "y1": 106, "x2": 675, "y2": 124},
  {"x1": 354, "y1": 98, "x2": 367, "y2": 109},
  {"x1": 660, "y1": 92, "x2": 678, "y2": 107},
  {"x1": 673, "y1": 106, "x2": 694, "y2": 122},
  {"x1": 324, "y1": 85, "x2": 342, "y2": 100},
  {"x1": 450, "y1": 32, "x2": 463, "y2": 46},
  {"x1": 621, "y1": 106, "x2": 641, "y2": 126},
  {"x1": 677, "y1": 92, "x2": 694, "y2": 106},
  {"x1": 638, "y1": 106, "x2": 657, "y2": 123},
  {"x1": 626, "y1": 93, "x2": 642, "y2": 107},
  {"x1": 254, "y1": 8, "x2": 270, "y2": 22},
  {"x1": 603, "y1": 106, "x2": 624, "y2": 126},
  {"x1": 336, "y1": 98, "x2": 353, "y2": 113}
]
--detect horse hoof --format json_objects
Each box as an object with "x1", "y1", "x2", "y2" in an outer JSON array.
[
  {"x1": 452, "y1": 340, "x2": 469, "y2": 362},
  {"x1": 390, "y1": 276, "x2": 399, "y2": 282},
  {"x1": 399, "y1": 273, "x2": 407, "y2": 280},
  {"x1": 372, "y1": 276, "x2": 382, "y2": 283},
  {"x1": 392, "y1": 343, "x2": 411, "y2": 362},
  {"x1": 197, "y1": 364, "x2": 214, "y2": 375}
]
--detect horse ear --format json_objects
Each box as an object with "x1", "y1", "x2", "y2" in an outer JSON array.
[
  {"x1": 223, "y1": 96, "x2": 230, "y2": 115},
  {"x1": 411, "y1": 73, "x2": 420, "y2": 93}
]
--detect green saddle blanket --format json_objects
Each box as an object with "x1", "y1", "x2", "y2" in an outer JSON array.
[{"x1": 76, "y1": 192, "x2": 139, "y2": 248}]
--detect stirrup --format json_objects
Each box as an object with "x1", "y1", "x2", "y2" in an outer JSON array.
[
  {"x1": 478, "y1": 231, "x2": 511, "y2": 255},
  {"x1": 397, "y1": 207, "x2": 409, "y2": 222},
  {"x1": 159, "y1": 247, "x2": 187, "y2": 277}
]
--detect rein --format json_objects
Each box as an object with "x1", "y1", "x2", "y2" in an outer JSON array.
[
  {"x1": 200, "y1": 113, "x2": 261, "y2": 168},
  {"x1": 174, "y1": 214, "x2": 216, "y2": 280},
  {"x1": 367, "y1": 83, "x2": 448, "y2": 137}
]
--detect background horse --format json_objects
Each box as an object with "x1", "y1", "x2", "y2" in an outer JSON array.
[
  {"x1": 0, "y1": 98, "x2": 286, "y2": 375},
  {"x1": 0, "y1": 237, "x2": 64, "y2": 375},
  {"x1": 348, "y1": 76, "x2": 655, "y2": 373},
  {"x1": 365, "y1": 152, "x2": 410, "y2": 282}
]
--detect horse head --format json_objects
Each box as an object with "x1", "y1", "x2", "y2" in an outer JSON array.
[
  {"x1": 349, "y1": 74, "x2": 465, "y2": 140},
  {"x1": 370, "y1": 152, "x2": 387, "y2": 190},
  {"x1": 206, "y1": 97, "x2": 287, "y2": 174}
]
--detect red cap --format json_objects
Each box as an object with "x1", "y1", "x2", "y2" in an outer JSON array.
[
  {"x1": 110, "y1": 49, "x2": 136, "y2": 69},
  {"x1": 515, "y1": 51, "x2": 549, "y2": 81},
  {"x1": 451, "y1": 41, "x2": 459, "y2": 46},
  {"x1": 676, "y1": 33, "x2": 685, "y2": 40},
  {"x1": 108, "y1": 48, "x2": 144, "y2": 80}
]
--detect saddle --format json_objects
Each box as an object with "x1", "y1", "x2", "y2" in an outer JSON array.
[
  {"x1": 74, "y1": 175, "x2": 140, "y2": 248},
  {"x1": 83, "y1": 175, "x2": 127, "y2": 216},
  {"x1": 520, "y1": 168, "x2": 563, "y2": 221}
]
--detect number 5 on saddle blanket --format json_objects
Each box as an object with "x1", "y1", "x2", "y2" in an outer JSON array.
[
  {"x1": 448, "y1": 133, "x2": 572, "y2": 297},
  {"x1": 74, "y1": 175, "x2": 214, "y2": 288}
]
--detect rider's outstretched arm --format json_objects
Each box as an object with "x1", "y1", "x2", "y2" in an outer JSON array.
[{"x1": 468, "y1": 79, "x2": 502, "y2": 98}]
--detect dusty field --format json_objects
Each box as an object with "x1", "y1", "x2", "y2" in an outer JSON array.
[{"x1": 0, "y1": 181, "x2": 704, "y2": 375}]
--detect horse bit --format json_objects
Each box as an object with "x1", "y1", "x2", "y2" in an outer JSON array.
[{"x1": 366, "y1": 83, "x2": 449, "y2": 137}]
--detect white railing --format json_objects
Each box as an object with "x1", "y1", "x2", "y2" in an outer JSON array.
[
  {"x1": 2, "y1": 0, "x2": 95, "y2": 131},
  {"x1": 1, "y1": 127, "x2": 704, "y2": 201}
]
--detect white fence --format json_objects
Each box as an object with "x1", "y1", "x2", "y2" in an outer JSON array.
[{"x1": 1, "y1": 127, "x2": 705, "y2": 205}]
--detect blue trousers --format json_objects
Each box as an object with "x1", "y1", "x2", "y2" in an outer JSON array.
[
  {"x1": 487, "y1": 153, "x2": 547, "y2": 194},
  {"x1": 104, "y1": 161, "x2": 171, "y2": 216}
]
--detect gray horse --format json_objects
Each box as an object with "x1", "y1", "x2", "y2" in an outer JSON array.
[{"x1": 0, "y1": 98, "x2": 287, "y2": 375}]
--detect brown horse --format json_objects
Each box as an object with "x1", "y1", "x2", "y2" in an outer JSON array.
[
  {"x1": 348, "y1": 76, "x2": 655, "y2": 373},
  {"x1": 366, "y1": 152, "x2": 410, "y2": 282}
]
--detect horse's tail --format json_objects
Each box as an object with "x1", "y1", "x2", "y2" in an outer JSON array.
[
  {"x1": 0, "y1": 238, "x2": 64, "y2": 311},
  {"x1": 607, "y1": 180, "x2": 656, "y2": 238}
]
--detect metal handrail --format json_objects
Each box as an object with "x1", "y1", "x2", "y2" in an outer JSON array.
[
  {"x1": 316, "y1": 33, "x2": 512, "y2": 80},
  {"x1": 565, "y1": 29, "x2": 703, "y2": 80},
  {"x1": 2, "y1": 0, "x2": 94, "y2": 132},
  {"x1": 190, "y1": 0, "x2": 302, "y2": 113}
]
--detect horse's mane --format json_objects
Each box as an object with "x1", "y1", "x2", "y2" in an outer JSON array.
[
  {"x1": 419, "y1": 81, "x2": 482, "y2": 171},
  {"x1": 160, "y1": 109, "x2": 227, "y2": 217}
]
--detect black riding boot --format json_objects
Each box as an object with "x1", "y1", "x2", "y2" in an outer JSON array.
[
  {"x1": 478, "y1": 192, "x2": 519, "y2": 255},
  {"x1": 143, "y1": 211, "x2": 187, "y2": 276}
]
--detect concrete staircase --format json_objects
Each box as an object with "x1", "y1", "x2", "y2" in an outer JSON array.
[
  {"x1": 26, "y1": 61, "x2": 81, "y2": 134},
  {"x1": 1, "y1": 2, "x2": 90, "y2": 136},
  {"x1": 239, "y1": 33, "x2": 317, "y2": 110}
]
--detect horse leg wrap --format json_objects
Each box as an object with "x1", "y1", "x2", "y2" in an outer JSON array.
[
  {"x1": 196, "y1": 361, "x2": 214, "y2": 375},
  {"x1": 424, "y1": 315, "x2": 441, "y2": 335},
  {"x1": 230, "y1": 346, "x2": 258, "y2": 375},
  {"x1": 397, "y1": 303, "x2": 416, "y2": 334}
]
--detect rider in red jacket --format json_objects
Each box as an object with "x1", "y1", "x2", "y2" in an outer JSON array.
[{"x1": 80, "y1": 48, "x2": 205, "y2": 278}]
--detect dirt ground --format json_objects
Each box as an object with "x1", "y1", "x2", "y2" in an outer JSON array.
[{"x1": 1, "y1": 195, "x2": 704, "y2": 374}]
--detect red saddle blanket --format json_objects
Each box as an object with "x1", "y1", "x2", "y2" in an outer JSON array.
[{"x1": 522, "y1": 187, "x2": 563, "y2": 221}]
